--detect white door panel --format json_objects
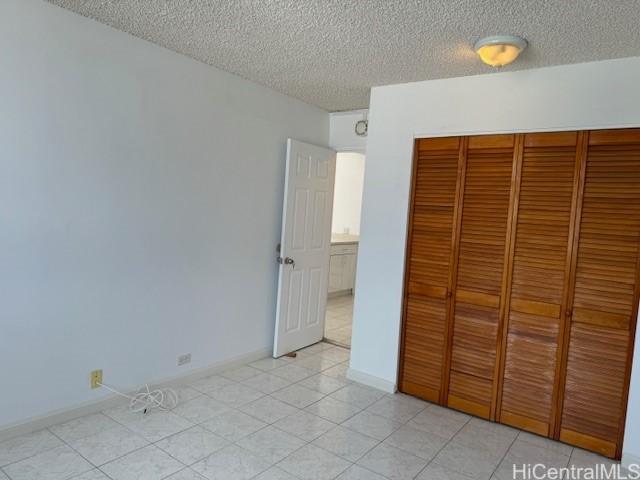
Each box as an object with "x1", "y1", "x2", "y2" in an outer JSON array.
[{"x1": 273, "y1": 139, "x2": 336, "y2": 357}]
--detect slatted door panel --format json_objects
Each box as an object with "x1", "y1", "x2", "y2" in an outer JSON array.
[
  {"x1": 399, "y1": 137, "x2": 461, "y2": 402},
  {"x1": 446, "y1": 134, "x2": 515, "y2": 418},
  {"x1": 498, "y1": 132, "x2": 580, "y2": 436},
  {"x1": 559, "y1": 129, "x2": 640, "y2": 458}
]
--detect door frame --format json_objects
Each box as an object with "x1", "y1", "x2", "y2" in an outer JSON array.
[{"x1": 322, "y1": 149, "x2": 366, "y2": 347}]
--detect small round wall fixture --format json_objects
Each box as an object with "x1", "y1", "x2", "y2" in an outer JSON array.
[
  {"x1": 355, "y1": 119, "x2": 368, "y2": 137},
  {"x1": 474, "y1": 35, "x2": 528, "y2": 67}
]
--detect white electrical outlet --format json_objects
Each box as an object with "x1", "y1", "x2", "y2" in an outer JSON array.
[{"x1": 177, "y1": 353, "x2": 191, "y2": 366}]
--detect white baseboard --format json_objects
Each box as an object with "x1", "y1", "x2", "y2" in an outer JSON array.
[
  {"x1": 0, "y1": 347, "x2": 271, "y2": 442},
  {"x1": 327, "y1": 289, "x2": 353, "y2": 299},
  {"x1": 347, "y1": 367, "x2": 396, "y2": 394},
  {"x1": 622, "y1": 452, "x2": 640, "y2": 470}
]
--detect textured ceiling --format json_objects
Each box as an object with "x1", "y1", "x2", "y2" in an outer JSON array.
[{"x1": 48, "y1": 1, "x2": 640, "y2": 111}]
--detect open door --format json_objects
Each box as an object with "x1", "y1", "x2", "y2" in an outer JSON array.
[{"x1": 273, "y1": 139, "x2": 336, "y2": 357}]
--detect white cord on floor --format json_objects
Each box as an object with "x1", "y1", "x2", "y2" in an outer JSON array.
[{"x1": 98, "y1": 382, "x2": 179, "y2": 414}]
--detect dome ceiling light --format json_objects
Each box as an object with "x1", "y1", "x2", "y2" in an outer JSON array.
[{"x1": 474, "y1": 35, "x2": 528, "y2": 67}]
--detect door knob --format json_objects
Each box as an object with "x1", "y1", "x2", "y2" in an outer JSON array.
[{"x1": 277, "y1": 256, "x2": 295, "y2": 268}]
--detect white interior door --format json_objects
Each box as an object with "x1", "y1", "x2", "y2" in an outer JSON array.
[{"x1": 273, "y1": 139, "x2": 336, "y2": 357}]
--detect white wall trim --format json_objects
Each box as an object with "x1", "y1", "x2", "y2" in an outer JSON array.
[
  {"x1": 412, "y1": 122, "x2": 640, "y2": 140},
  {"x1": 0, "y1": 347, "x2": 270, "y2": 442},
  {"x1": 330, "y1": 109, "x2": 369, "y2": 117},
  {"x1": 622, "y1": 452, "x2": 640, "y2": 470},
  {"x1": 347, "y1": 367, "x2": 397, "y2": 394}
]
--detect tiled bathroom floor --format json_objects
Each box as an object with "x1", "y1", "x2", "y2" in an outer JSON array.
[
  {"x1": 0, "y1": 343, "x2": 619, "y2": 480},
  {"x1": 324, "y1": 295, "x2": 353, "y2": 347}
]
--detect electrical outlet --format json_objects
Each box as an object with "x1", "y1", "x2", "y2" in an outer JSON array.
[
  {"x1": 177, "y1": 354, "x2": 191, "y2": 366},
  {"x1": 90, "y1": 369, "x2": 103, "y2": 389}
]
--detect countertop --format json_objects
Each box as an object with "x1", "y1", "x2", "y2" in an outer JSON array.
[{"x1": 331, "y1": 233, "x2": 359, "y2": 245}]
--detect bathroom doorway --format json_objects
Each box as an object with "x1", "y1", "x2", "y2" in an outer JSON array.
[{"x1": 324, "y1": 151, "x2": 365, "y2": 348}]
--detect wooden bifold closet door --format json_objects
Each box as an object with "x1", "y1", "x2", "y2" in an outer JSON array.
[
  {"x1": 496, "y1": 132, "x2": 582, "y2": 437},
  {"x1": 399, "y1": 137, "x2": 462, "y2": 402},
  {"x1": 398, "y1": 128, "x2": 640, "y2": 459},
  {"x1": 557, "y1": 130, "x2": 640, "y2": 458},
  {"x1": 444, "y1": 134, "x2": 516, "y2": 419}
]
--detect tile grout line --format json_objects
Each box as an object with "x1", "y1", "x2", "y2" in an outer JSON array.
[
  {"x1": 487, "y1": 427, "x2": 521, "y2": 480},
  {"x1": 515, "y1": 430, "x2": 574, "y2": 468},
  {"x1": 360, "y1": 409, "x2": 427, "y2": 477},
  {"x1": 0, "y1": 439, "x2": 61, "y2": 471},
  {"x1": 151, "y1": 426, "x2": 229, "y2": 470},
  {"x1": 410, "y1": 409, "x2": 473, "y2": 479},
  {"x1": 159, "y1": 466, "x2": 193, "y2": 480},
  {"x1": 1, "y1": 423, "x2": 107, "y2": 472},
  {"x1": 53, "y1": 407, "x2": 208, "y2": 475},
  {"x1": 335, "y1": 398, "x2": 432, "y2": 479},
  {"x1": 261, "y1": 374, "x2": 396, "y2": 478},
  {"x1": 44, "y1": 427, "x2": 104, "y2": 479},
  {"x1": 0, "y1": 466, "x2": 9, "y2": 480},
  {"x1": 272, "y1": 440, "x2": 345, "y2": 479}
]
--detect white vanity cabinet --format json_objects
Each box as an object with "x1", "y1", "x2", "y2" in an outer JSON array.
[{"x1": 328, "y1": 242, "x2": 358, "y2": 294}]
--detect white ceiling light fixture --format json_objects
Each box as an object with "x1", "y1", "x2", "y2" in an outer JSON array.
[{"x1": 474, "y1": 35, "x2": 528, "y2": 67}]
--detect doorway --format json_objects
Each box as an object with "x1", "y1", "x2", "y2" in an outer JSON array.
[{"x1": 324, "y1": 151, "x2": 365, "y2": 348}]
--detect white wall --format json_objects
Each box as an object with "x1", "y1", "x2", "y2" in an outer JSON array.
[
  {"x1": 331, "y1": 153, "x2": 366, "y2": 236},
  {"x1": 349, "y1": 57, "x2": 640, "y2": 460},
  {"x1": 329, "y1": 110, "x2": 368, "y2": 152},
  {"x1": 0, "y1": 0, "x2": 328, "y2": 429}
]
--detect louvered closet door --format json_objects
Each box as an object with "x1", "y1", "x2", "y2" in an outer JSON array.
[
  {"x1": 399, "y1": 137, "x2": 461, "y2": 402},
  {"x1": 559, "y1": 129, "x2": 640, "y2": 458},
  {"x1": 498, "y1": 132, "x2": 581, "y2": 436},
  {"x1": 445, "y1": 135, "x2": 515, "y2": 418}
]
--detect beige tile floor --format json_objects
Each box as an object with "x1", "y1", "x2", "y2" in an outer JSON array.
[
  {"x1": 0, "y1": 343, "x2": 620, "y2": 480},
  {"x1": 324, "y1": 295, "x2": 353, "y2": 348}
]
